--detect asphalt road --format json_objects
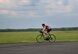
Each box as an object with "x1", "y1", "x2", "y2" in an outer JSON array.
[{"x1": 0, "y1": 42, "x2": 78, "y2": 54}]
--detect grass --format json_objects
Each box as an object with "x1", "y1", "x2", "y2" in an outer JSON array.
[
  {"x1": 0, "y1": 31, "x2": 78, "y2": 44},
  {"x1": 53, "y1": 31, "x2": 78, "y2": 41}
]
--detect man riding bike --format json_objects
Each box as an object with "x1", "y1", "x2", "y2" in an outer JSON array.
[{"x1": 41, "y1": 24, "x2": 52, "y2": 40}]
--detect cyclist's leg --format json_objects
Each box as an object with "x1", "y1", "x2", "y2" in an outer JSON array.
[
  {"x1": 43, "y1": 30, "x2": 49, "y2": 37},
  {"x1": 47, "y1": 29, "x2": 52, "y2": 35},
  {"x1": 42, "y1": 31, "x2": 47, "y2": 38},
  {"x1": 42, "y1": 30, "x2": 51, "y2": 40},
  {"x1": 43, "y1": 31, "x2": 51, "y2": 40},
  {"x1": 44, "y1": 29, "x2": 52, "y2": 40}
]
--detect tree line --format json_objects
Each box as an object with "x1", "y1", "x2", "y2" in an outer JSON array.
[{"x1": 0, "y1": 27, "x2": 78, "y2": 32}]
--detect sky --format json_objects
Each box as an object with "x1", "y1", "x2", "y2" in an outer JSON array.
[{"x1": 0, "y1": 0, "x2": 78, "y2": 29}]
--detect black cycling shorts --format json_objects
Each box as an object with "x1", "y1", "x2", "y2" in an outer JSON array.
[{"x1": 47, "y1": 29, "x2": 52, "y2": 32}]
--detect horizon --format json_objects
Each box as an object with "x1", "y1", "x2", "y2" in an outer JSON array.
[{"x1": 0, "y1": 26, "x2": 78, "y2": 29}]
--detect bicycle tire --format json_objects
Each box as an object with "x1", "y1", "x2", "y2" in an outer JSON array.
[
  {"x1": 48, "y1": 34, "x2": 56, "y2": 42},
  {"x1": 36, "y1": 34, "x2": 45, "y2": 43}
]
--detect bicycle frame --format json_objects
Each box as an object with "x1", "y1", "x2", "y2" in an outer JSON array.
[{"x1": 36, "y1": 32, "x2": 56, "y2": 42}]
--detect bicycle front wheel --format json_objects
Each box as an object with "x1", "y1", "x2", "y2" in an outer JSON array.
[
  {"x1": 36, "y1": 34, "x2": 45, "y2": 43},
  {"x1": 49, "y1": 34, "x2": 56, "y2": 42}
]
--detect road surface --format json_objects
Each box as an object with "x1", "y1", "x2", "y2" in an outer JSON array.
[{"x1": 0, "y1": 42, "x2": 78, "y2": 54}]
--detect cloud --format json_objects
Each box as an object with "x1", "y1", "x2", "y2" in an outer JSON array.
[
  {"x1": 0, "y1": 0, "x2": 10, "y2": 3},
  {"x1": 0, "y1": 9, "x2": 9, "y2": 14},
  {"x1": 8, "y1": 10, "x2": 37, "y2": 18},
  {"x1": 18, "y1": 0, "x2": 31, "y2": 5},
  {"x1": 38, "y1": 0, "x2": 73, "y2": 16},
  {"x1": 0, "y1": 0, "x2": 78, "y2": 17},
  {"x1": 0, "y1": 0, "x2": 16, "y2": 8},
  {"x1": 47, "y1": 0, "x2": 72, "y2": 12},
  {"x1": 0, "y1": 0, "x2": 17, "y2": 14}
]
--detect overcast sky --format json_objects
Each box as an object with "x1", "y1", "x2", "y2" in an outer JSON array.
[{"x1": 0, "y1": 0, "x2": 78, "y2": 29}]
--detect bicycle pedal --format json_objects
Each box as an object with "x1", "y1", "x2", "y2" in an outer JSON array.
[{"x1": 44, "y1": 38, "x2": 50, "y2": 40}]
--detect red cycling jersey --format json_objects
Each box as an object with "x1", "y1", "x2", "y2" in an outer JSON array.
[{"x1": 43, "y1": 25, "x2": 51, "y2": 31}]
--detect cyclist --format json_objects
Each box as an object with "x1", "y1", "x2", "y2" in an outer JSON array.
[{"x1": 41, "y1": 24, "x2": 52, "y2": 40}]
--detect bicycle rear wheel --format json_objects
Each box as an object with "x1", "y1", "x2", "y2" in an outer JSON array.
[
  {"x1": 48, "y1": 34, "x2": 56, "y2": 42},
  {"x1": 36, "y1": 34, "x2": 45, "y2": 43}
]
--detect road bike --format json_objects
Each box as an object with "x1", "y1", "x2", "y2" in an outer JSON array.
[{"x1": 36, "y1": 31, "x2": 56, "y2": 43}]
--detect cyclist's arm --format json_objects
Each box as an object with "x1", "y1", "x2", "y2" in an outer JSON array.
[{"x1": 42, "y1": 27, "x2": 46, "y2": 32}]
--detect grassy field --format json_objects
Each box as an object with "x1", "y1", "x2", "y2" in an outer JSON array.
[{"x1": 0, "y1": 31, "x2": 78, "y2": 44}]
